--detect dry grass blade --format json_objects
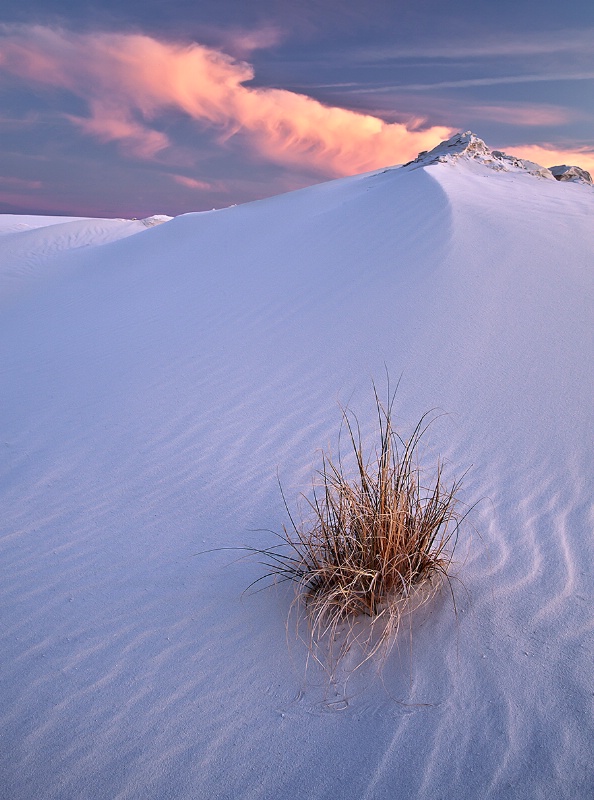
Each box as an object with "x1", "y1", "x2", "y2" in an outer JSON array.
[{"x1": 258, "y1": 381, "x2": 466, "y2": 673}]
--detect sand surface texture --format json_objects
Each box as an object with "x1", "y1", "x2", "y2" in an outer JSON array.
[{"x1": 1, "y1": 141, "x2": 593, "y2": 798}]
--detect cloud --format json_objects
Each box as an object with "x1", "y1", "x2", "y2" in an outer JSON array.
[
  {"x1": 69, "y1": 102, "x2": 171, "y2": 158},
  {"x1": 327, "y1": 96, "x2": 577, "y2": 129},
  {"x1": 402, "y1": 73, "x2": 594, "y2": 91},
  {"x1": 470, "y1": 104, "x2": 575, "y2": 127},
  {"x1": 351, "y1": 29, "x2": 594, "y2": 61},
  {"x1": 221, "y1": 25, "x2": 284, "y2": 57},
  {"x1": 0, "y1": 25, "x2": 452, "y2": 176},
  {"x1": 171, "y1": 175, "x2": 215, "y2": 191},
  {"x1": 344, "y1": 72, "x2": 594, "y2": 93},
  {"x1": 504, "y1": 143, "x2": 594, "y2": 175},
  {"x1": 0, "y1": 175, "x2": 42, "y2": 189}
]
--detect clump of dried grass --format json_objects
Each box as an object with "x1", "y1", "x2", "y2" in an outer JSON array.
[{"x1": 254, "y1": 383, "x2": 464, "y2": 671}]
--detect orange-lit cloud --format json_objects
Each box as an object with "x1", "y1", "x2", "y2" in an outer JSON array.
[
  {"x1": 505, "y1": 143, "x2": 594, "y2": 175},
  {"x1": 0, "y1": 25, "x2": 452, "y2": 176},
  {"x1": 69, "y1": 102, "x2": 171, "y2": 158}
]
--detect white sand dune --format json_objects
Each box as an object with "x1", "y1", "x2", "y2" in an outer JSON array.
[
  {"x1": 0, "y1": 214, "x2": 171, "y2": 300},
  {"x1": 1, "y1": 134, "x2": 593, "y2": 798}
]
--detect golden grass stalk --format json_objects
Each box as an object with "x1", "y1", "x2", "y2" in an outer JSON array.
[{"x1": 252, "y1": 383, "x2": 464, "y2": 671}]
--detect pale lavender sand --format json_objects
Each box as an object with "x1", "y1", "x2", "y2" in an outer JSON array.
[{"x1": 1, "y1": 137, "x2": 593, "y2": 798}]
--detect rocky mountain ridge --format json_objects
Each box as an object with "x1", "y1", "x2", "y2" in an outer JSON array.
[{"x1": 407, "y1": 131, "x2": 593, "y2": 186}]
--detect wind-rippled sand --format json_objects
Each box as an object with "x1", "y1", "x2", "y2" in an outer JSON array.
[{"x1": 1, "y1": 155, "x2": 593, "y2": 798}]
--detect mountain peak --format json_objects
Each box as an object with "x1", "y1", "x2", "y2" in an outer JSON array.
[{"x1": 407, "y1": 131, "x2": 555, "y2": 179}]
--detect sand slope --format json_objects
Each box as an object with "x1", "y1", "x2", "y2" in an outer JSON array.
[
  {"x1": 0, "y1": 214, "x2": 170, "y2": 301},
  {"x1": 1, "y1": 151, "x2": 593, "y2": 798}
]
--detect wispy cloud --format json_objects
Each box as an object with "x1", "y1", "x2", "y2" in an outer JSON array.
[
  {"x1": 0, "y1": 175, "x2": 42, "y2": 189},
  {"x1": 303, "y1": 94, "x2": 579, "y2": 129},
  {"x1": 351, "y1": 29, "x2": 594, "y2": 62},
  {"x1": 0, "y1": 25, "x2": 452, "y2": 176},
  {"x1": 400, "y1": 73, "x2": 594, "y2": 91},
  {"x1": 171, "y1": 175, "x2": 216, "y2": 191},
  {"x1": 218, "y1": 24, "x2": 284, "y2": 57},
  {"x1": 464, "y1": 104, "x2": 577, "y2": 127},
  {"x1": 505, "y1": 143, "x2": 594, "y2": 174},
  {"x1": 68, "y1": 104, "x2": 170, "y2": 159},
  {"x1": 344, "y1": 73, "x2": 594, "y2": 93}
]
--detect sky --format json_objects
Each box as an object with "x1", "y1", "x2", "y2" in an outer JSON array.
[{"x1": 1, "y1": 0, "x2": 593, "y2": 217}]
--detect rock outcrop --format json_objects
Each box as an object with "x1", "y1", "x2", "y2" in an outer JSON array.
[
  {"x1": 406, "y1": 131, "x2": 556, "y2": 179},
  {"x1": 549, "y1": 165, "x2": 593, "y2": 186}
]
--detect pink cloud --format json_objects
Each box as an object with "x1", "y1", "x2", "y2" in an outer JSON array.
[
  {"x1": 171, "y1": 174, "x2": 215, "y2": 191},
  {"x1": 472, "y1": 104, "x2": 574, "y2": 127},
  {"x1": 505, "y1": 143, "x2": 594, "y2": 174},
  {"x1": 68, "y1": 102, "x2": 170, "y2": 158},
  {"x1": 0, "y1": 25, "x2": 452, "y2": 176}
]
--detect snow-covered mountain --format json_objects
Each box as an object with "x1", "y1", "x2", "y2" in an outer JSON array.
[{"x1": 1, "y1": 134, "x2": 593, "y2": 799}]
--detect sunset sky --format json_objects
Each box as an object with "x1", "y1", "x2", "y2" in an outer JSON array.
[{"x1": 1, "y1": 0, "x2": 593, "y2": 217}]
